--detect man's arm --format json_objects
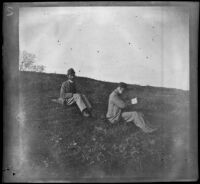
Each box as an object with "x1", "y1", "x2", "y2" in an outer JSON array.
[
  {"x1": 112, "y1": 94, "x2": 127, "y2": 109},
  {"x1": 60, "y1": 82, "x2": 73, "y2": 99}
]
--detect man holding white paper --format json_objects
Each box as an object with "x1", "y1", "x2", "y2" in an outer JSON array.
[{"x1": 106, "y1": 82, "x2": 155, "y2": 133}]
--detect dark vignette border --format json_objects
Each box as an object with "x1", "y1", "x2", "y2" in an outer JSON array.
[{"x1": 2, "y1": 1, "x2": 199, "y2": 182}]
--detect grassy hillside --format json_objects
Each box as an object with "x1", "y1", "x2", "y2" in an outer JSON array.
[{"x1": 11, "y1": 71, "x2": 192, "y2": 181}]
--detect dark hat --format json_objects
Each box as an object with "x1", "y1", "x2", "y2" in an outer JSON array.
[
  {"x1": 67, "y1": 68, "x2": 75, "y2": 75},
  {"x1": 119, "y1": 82, "x2": 128, "y2": 89}
]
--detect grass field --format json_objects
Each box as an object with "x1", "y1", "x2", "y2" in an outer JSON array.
[{"x1": 4, "y1": 71, "x2": 195, "y2": 182}]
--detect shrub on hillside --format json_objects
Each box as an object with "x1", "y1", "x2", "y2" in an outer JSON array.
[{"x1": 19, "y1": 51, "x2": 46, "y2": 73}]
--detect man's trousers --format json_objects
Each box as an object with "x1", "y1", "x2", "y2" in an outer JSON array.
[
  {"x1": 121, "y1": 111, "x2": 155, "y2": 133},
  {"x1": 66, "y1": 93, "x2": 92, "y2": 112}
]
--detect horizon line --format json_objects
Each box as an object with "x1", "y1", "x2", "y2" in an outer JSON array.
[{"x1": 19, "y1": 70, "x2": 189, "y2": 92}]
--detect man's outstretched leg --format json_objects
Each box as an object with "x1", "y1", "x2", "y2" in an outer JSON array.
[
  {"x1": 81, "y1": 94, "x2": 94, "y2": 117},
  {"x1": 82, "y1": 94, "x2": 92, "y2": 110},
  {"x1": 121, "y1": 111, "x2": 156, "y2": 133},
  {"x1": 72, "y1": 93, "x2": 91, "y2": 117}
]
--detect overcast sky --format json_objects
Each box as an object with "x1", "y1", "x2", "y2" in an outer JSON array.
[{"x1": 19, "y1": 6, "x2": 189, "y2": 90}]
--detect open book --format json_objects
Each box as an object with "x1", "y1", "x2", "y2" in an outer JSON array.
[{"x1": 131, "y1": 97, "x2": 138, "y2": 104}]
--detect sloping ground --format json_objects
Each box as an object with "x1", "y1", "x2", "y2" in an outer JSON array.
[{"x1": 7, "y1": 71, "x2": 193, "y2": 182}]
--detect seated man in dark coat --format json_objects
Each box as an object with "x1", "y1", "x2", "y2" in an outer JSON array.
[{"x1": 59, "y1": 68, "x2": 92, "y2": 117}]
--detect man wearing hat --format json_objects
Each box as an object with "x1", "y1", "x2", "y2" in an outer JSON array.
[
  {"x1": 59, "y1": 68, "x2": 92, "y2": 117},
  {"x1": 106, "y1": 82, "x2": 156, "y2": 133}
]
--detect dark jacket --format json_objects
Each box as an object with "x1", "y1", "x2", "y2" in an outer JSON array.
[{"x1": 60, "y1": 80, "x2": 76, "y2": 100}]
